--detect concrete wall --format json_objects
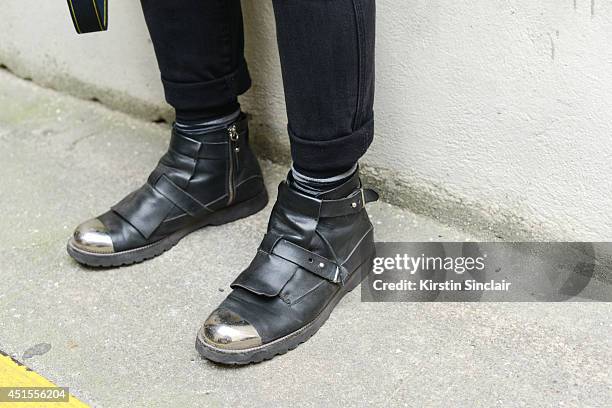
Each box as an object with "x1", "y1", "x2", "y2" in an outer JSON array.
[{"x1": 1, "y1": 1, "x2": 611, "y2": 240}]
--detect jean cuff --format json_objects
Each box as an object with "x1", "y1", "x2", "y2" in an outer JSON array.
[
  {"x1": 161, "y1": 59, "x2": 251, "y2": 113},
  {"x1": 288, "y1": 116, "x2": 374, "y2": 178}
]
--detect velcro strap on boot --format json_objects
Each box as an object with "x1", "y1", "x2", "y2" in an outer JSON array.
[{"x1": 66, "y1": 0, "x2": 108, "y2": 34}]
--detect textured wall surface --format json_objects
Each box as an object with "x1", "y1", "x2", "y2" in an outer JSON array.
[{"x1": 1, "y1": 1, "x2": 611, "y2": 240}]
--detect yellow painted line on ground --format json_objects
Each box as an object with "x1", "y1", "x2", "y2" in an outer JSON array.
[{"x1": 0, "y1": 351, "x2": 89, "y2": 407}]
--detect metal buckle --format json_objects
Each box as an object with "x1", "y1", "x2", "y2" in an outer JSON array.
[{"x1": 333, "y1": 266, "x2": 341, "y2": 283}]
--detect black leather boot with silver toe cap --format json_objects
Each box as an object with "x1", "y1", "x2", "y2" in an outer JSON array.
[
  {"x1": 196, "y1": 169, "x2": 378, "y2": 364},
  {"x1": 67, "y1": 113, "x2": 268, "y2": 267}
]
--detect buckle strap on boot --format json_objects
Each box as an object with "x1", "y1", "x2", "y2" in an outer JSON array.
[
  {"x1": 277, "y1": 181, "x2": 379, "y2": 219},
  {"x1": 231, "y1": 226, "x2": 375, "y2": 297},
  {"x1": 319, "y1": 188, "x2": 379, "y2": 217},
  {"x1": 231, "y1": 235, "x2": 345, "y2": 298},
  {"x1": 268, "y1": 228, "x2": 375, "y2": 285},
  {"x1": 271, "y1": 239, "x2": 346, "y2": 283}
]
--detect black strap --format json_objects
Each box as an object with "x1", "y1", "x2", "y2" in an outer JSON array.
[
  {"x1": 231, "y1": 250, "x2": 298, "y2": 297},
  {"x1": 154, "y1": 175, "x2": 212, "y2": 216},
  {"x1": 319, "y1": 188, "x2": 379, "y2": 217},
  {"x1": 167, "y1": 115, "x2": 249, "y2": 159},
  {"x1": 271, "y1": 239, "x2": 344, "y2": 283},
  {"x1": 111, "y1": 175, "x2": 215, "y2": 238},
  {"x1": 232, "y1": 226, "x2": 375, "y2": 297},
  {"x1": 168, "y1": 131, "x2": 229, "y2": 160},
  {"x1": 111, "y1": 184, "x2": 175, "y2": 239},
  {"x1": 259, "y1": 233, "x2": 347, "y2": 284},
  {"x1": 277, "y1": 181, "x2": 380, "y2": 219},
  {"x1": 66, "y1": 0, "x2": 108, "y2": 34}
]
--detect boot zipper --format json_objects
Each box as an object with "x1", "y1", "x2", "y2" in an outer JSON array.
[{"x1": 227, "y1": 124, "x2": 239, "y2": 205}]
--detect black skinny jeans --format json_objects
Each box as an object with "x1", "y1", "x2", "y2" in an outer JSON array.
[{"x1": 140, "y1": 0, "x2": 375, "y2": 178}]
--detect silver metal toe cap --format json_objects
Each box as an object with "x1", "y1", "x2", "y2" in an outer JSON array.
[
  {"x1": 70, "y1": 218, "x2": 115, "y2": 254},
  {"x1": 198, "y1": 308, "x2": 262, "y2": 351}
]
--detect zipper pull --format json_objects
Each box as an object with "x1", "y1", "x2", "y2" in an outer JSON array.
[
  {"x1": 228, "y1": 124, "x2": 239, "y2": 142},
  {"x1": 228, "y1": 124, "x2": 240, "y2": 152}
]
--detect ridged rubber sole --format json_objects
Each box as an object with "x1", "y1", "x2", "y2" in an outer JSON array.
[
  {"x1": 195, "y1": 255, "x2": 375, "y2": 365},
  {"x1": 67, "y1": 190, "x2": 269, "y2": 268}
]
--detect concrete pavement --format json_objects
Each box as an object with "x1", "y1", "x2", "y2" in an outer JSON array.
[{"x1": 0, "y1": 70, "x2": 610, "y2": 407}]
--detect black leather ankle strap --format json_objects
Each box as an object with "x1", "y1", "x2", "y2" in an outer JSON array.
[
  {"x1": 277, "y1": 181, "x2": 379, "y2": 218},
  {"x1": 319, "y1": 188, "x2": 379, "y2": 217},
  {"x1": 168, "y1": 132, "x2": 229, "y2": 160},
  {"x1": 168, "y1": 115, "x2": 249, "y2": 159},
  {"x1": 271, "y1": 238, "x2": 345, "y2": 283}
]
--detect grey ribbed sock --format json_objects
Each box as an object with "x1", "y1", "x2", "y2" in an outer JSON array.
[{"x1": 291, "y1": 164, "x2": 358, "y2": 197}]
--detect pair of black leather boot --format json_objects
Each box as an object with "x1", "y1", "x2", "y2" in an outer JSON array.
[{"x1": 68, "y1": 114, "x2": 378, "y2": 364}]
